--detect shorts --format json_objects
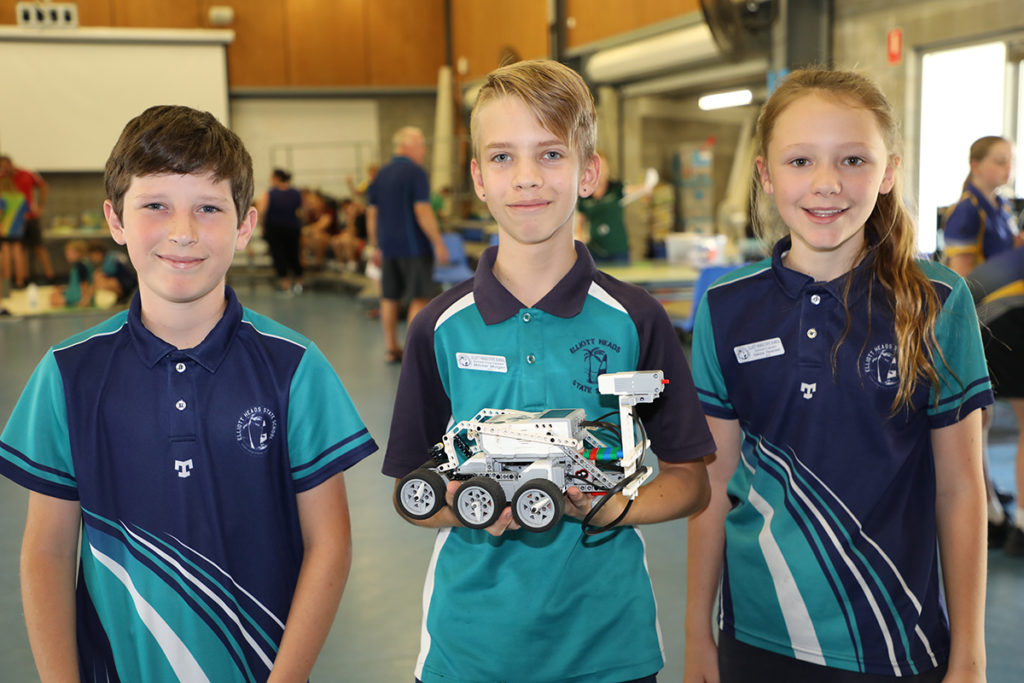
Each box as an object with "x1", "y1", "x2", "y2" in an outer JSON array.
[
  {"x1": 982, "y1": 307, "x2": 1024, "y2": 397},
  {"x1": 717, "y1": 632, "x2": 947, "y2": 683},
  {"x1": 381, "y1": 254, "x2": 437, "y2": 301},
  {"x1": 21, "y1": 217, "x2": 43, "y2": 247}
]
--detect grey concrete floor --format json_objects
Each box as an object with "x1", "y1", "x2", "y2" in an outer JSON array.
[{"x1": 1, "y1": 283, "x2": 1021, "y2": 682}]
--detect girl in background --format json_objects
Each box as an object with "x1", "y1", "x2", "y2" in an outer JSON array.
[
  {"x1": 685, "y1": 68, "x2": 991, "y2": 682},
  {"x1": 944, "y1": 135, "x2": 1023, "y2": 544},
  {"x1": 944, "y1": 135, "x2": 1020, "y2": 278}
]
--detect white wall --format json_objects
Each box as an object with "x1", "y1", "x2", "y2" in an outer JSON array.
[
  {"x1": 231, "y1": 98, "x2": 379, "y2": 200},
  {"x1": 0, "y1": 28, "x2": 230, "y2": 172}
]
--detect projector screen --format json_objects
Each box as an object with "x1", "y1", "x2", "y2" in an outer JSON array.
[{"x1": 0, "y1": 28, "x2": 231, "y2": 172}]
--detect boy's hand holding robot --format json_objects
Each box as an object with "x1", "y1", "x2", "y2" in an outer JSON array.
[{"x1": 396, "y1": 370, "x2": 669, "y2": 535}]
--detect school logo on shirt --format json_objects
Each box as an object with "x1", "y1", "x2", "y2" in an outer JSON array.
[
  {"x1": 862, "y1": 343, "x2": 899, "y2": 389},
  {"x1": 568, "y1": 337, "x2": 622, "y2": 394},
  {"x1": 236, "y1": 406, "x2": 278, "y2": 456}
]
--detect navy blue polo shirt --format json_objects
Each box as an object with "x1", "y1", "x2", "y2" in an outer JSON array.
[
  {"x1": 691, "y1": 238, "x2": 992, "y2": 676},
  {"x1": 944, "y1": 183, "x2": 1017, "y2": 263},
  {"x1": 0, "y1": 287, "x2": 376, "y2": 682},
  {"x1": 383, "y1": 242, "x2": 715, "y2": 683},
  {"x1": 367, "y1": 155, "x2": 432, "y2": 258}
]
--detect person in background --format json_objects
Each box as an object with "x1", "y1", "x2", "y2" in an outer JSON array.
[
  {"x1": 86, "y1": 240, "x2": 137, "y2": 304},
  {"x1": 944, "y1": 135, "x2": 1021, "y2": 277},
  {"x1": 943, "y1": 134, "x2": 1024, "y2": 545},
  {"x1": 686, "y1": 68, "x2": 990, "y2": 682},
  {"x1": 382, "y1": 59, "x2": 713, "y2": 683},
  {"x1": 0, "y1": 154, "x2": 55, "y2": 288},
  {"x1": 48, "y1": 239, "x2": 93, "y2": 308},
  {"x1": 966, "y1": 244, "x2": 1024, "y2": 556},
  {"x1": 302, "y1": 189, "x2": 342, "y2": 270},
  {"x1": 574, "y1": 151, "x2": 654, "y2": 263},
  {"x1": 256, "y1": 168, "x2": 304, "y2": 294},
  {"x1": 331, "y1": 197, "x2": 368, "y2": 272},
  {"x1": 0, "y1": 105, "x2": 376, "y2": 681},
  {"x1": 366, "y1": 126, "x2": 448, "y2": 364}
]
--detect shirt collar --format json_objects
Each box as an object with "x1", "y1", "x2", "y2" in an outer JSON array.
[
  {"x1": 473, "y1": 241, "x2": 597, "y2": 324},
  {"x1": 967, "y1": 183, "x2": 1004, "y2": 213},
  {"x1": 771, "y1": 235, "x2": 876, "y2": 303},
  {"x1": 128, "y1": 286, "x2": 243, "y2": 371}
]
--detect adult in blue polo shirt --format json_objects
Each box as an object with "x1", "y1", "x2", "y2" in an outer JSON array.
[
  {"x1": 367, "y1": 126, "x2": 449, "y2": 363},
  {"x1": 944, "y1": 136, "x2": 1021, "y2": 278}
]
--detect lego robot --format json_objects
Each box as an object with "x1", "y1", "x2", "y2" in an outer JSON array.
[{"x1": 395, "y1": 370, "x2": 669, "y2": 533}]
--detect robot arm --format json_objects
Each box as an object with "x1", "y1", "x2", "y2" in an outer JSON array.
[{"x1": 597, "y1": 371, "x2": 668, "y2": 497}]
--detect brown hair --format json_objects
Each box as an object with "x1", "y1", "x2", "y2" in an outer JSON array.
[
  {"x1": 963, "y1": 135, "x2": 1011, "y2": 192},
  {"x1": 470, "y1": 59, "x2": 597, "y2": 166},
  {"x1": 753, "y1": 67, "x2": 946, "y2": 412},
  {"x1": 104, "y1": 105, "x2": 254, "y2": 226}
]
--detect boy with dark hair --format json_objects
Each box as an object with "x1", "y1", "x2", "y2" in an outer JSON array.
[
  {"x1": 0, "y1": 105, "x2": 376, "y2": 681},
  {"x1": 382, "y1": 59, "x2": 714, "y2": 682}
]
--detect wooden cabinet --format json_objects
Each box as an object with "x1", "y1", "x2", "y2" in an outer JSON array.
[
  {"x1": 450, "y1": 0, "x2": 549, "y2": 82},
  {"x1": 566, "y1": 0, "x2": 700, "y2": 48},
  {"x1": 285, "y1": 0, "x2": 368, "y2": 87},
  {"x1": 0, "y1": 0, "x2": 701, "y2": 88}
]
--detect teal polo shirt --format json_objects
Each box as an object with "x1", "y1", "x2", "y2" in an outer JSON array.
[{"x1": 383, "y1": 242, "x2": 715, "y2": 683}]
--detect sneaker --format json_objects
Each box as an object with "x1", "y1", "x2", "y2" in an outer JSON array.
[
  {"x1": 292, "y1": 283, "x2": 303, "y2": 295},
  {"x1": 1006, "y1": 526, "x2": 1024, "y2": 557},
  {"x1": 989, "y1": 518, "x2": 1011, "y2": 549}
]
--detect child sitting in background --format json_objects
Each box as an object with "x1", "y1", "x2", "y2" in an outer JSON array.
[
  {"x1": 49, "y1": 238, "x2": 93, "y2": 308},
  {"x1": 86, "y1": 240, "x2": 137, "y2": 304}
]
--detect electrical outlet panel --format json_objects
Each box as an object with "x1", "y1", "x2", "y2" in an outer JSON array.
[{"x1": 16, "y1": 2, "x2": 79, "y2": 29}]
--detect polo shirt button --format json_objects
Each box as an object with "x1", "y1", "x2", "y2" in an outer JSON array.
[
  {"x1": 175, "y1": 400, "x2": 187, "y2": 411},
  {"x1": 526, "y1": 354, "x2": 536, "y2": 364},
  {"x1": 522, "y1": 312, "x2": 532, "y2": 322},
  {"x1": 806, "y1": 328, "x2": 817, "y2": 339},
  {"x1": 175, "y1": 362, "x2": 186, "y2": 373},
  {"x1": 810, "y1": 294, "x2": 821, "y2": 305}
]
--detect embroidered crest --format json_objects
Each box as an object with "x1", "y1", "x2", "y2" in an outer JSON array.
[
  {"x1": 862, "y1": 343, "x2": 899, "y2": 389},
  {"x1": 236, "y1": 406, "x2": 278, "y2": 455},
  {"x1": 568, "y1": 337, "x2": 622, "y2": 394}
]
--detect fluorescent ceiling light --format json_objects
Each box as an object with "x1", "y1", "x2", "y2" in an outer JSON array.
[{"x1": 698, "y1": 89, "x2": 753, "y2": 110}]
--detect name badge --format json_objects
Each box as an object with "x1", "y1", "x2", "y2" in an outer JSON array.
[
  {"x1": 733, "y1": 338, "x2": 785, "y2": 364},
  {"x1": 456, "y1": 352, "x2": 508, "y2": 373}
]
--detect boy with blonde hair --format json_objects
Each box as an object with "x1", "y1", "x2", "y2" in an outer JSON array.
[
  {"x1": 382, "y1": 59, "x2": 714, "y2": 682},
  {"x1": 0, "y1": 105, "x2": 376, "y2": 681}
]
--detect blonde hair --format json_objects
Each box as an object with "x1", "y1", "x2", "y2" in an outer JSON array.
[
  {"x1": 392, "y1": 126, "x2": 424, "y2": 153},
  {"x1": 963, "y1": 135, "x2": 1010, "y2": 192},
  {"x1": 470, "y1": 59, "x2": 597, "y2": 165},
  {"x1": 753, "y1": 67, "x2": 946, "y2": 412}
]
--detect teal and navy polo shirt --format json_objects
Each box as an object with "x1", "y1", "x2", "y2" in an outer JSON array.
[
  {"x1": 0, "y1": 287, "x2": 377, "y2": 682},
  {"x1": 691, "y1": 238, "x2": 993, "y2": 676},
  {"x1": 383, "y1": 242, "x2": 715, "y2": 683}
]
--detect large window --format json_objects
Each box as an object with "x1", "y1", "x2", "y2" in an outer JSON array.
[{"x1": 918, "y1": 41, "x2": 1008, "y2": 255}]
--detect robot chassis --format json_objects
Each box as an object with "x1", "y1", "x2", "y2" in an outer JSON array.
[{"x1": 395, "y1": 371, "x2": 669, "y2": 533}]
